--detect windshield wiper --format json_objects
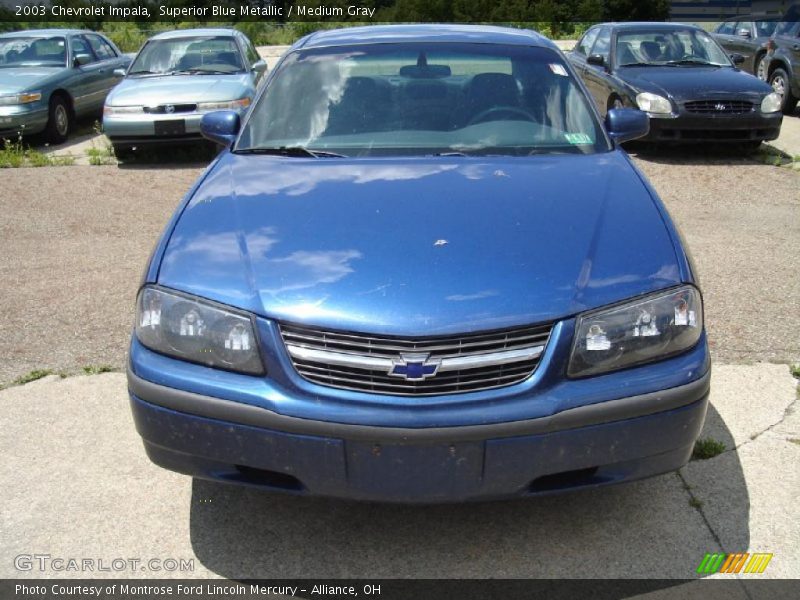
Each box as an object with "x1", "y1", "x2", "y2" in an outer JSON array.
[
  {"x1": 665, "y1": 59, "x2": 717, "y2": 66},
  {"x1": 619, "y1": 62, "x2": 656, "y2": 67},
  {"x1": 173, "y1": 68, "x2": 238, "y2": 75},
  {"x1": 235, "y1": 146, "x2": 346, "y2": 158}
]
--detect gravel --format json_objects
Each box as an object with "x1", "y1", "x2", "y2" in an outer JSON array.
[{"x1": 0, "y1": 152, "x2": 797, "y2": 386}]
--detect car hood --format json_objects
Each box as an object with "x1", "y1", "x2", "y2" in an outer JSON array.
[
  {"x1": 0, "y1": 67, "x2": 60, "y2": 94},
  {"x1": 107, "y1": 73, "x2": 251, "y2": 105},
  {"x1": 619, "y1": 65, "x2": 772, "y2": 101},
  {"x1": 158, "y1": 152, "x2": 683, "y2": 336}
]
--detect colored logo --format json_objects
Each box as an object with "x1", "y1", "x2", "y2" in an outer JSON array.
[
  {"x1": 696, "y1": 552, "x2": 773, "y2": 574},
  {"x1": 389, "y1": 353, "x2": 440, "y2": 381}
]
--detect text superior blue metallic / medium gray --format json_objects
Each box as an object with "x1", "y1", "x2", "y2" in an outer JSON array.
[
  {"x1": 103, "y1": 28, "x2": 266, "y2": 153},
  {"x1": 128, "y1": 25, "x2": 710, "y2": 503}
]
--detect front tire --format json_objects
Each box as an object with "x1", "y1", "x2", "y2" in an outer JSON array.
[
  {"x1": 44, "y1": 95, "x2": 70, "y2": 144},
  {"x1": 755, "y1": 54, "x2": 768, "y2": 80},
  {"x1": 769, "y1": 68, "x2": 799, "y2": 115}
]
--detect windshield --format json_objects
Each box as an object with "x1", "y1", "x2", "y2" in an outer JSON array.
[
  {"x1": 0, "y1": 36, "x2": 67, "y2": 68},
  {"x1": 129, "y1": 36, "x2": 244, "y2": 75},
  {"x1": 616, "y1": 29, "x2": 731, "y2": 67},
  {"x1": 237, "y1": 43, "x2": 610, "y2": 157}
]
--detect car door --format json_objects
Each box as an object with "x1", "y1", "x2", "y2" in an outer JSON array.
[
  {"x1": 65, "y1": 35, "x2": 103, "y2": 116},
  {"x1": 731, "y1": 21, "x2": 758, "y2": 67},
  {"x1": 581, "y1": 27, "x2": 613, "y2": 111},
  {"x1": 85, "y1": 33, "x2": 126, "y2": 102},
  {"x1": 713, "y1": 20, "x2": 737, "y2": 54},
  {"x1": 569, "y1": 26, "x2": 601, "y2": 90}
]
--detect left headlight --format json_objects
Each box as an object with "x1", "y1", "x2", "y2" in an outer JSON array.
[
  {"x1": 568, "y1": 285, "x2": 703, "y2": 378},
  {"x1": 135, "y1": 286, "x2": 265, "y2": 375},
  {"x1": 635, "y1": 92, "x2": 673, "y2": 116},
  {"x1": 197, "y1": 97, "x2": 251, "y2": 112},
  {"x1": 0, "y1": 92, "x2": 42, "y2": 106},
  {"x1": 760, "y1": 92, "x2": 782, "y2": 113}
]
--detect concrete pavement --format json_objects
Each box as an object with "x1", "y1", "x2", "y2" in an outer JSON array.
[{"x1": 1, "y1": 365, "x2": 796, "y2": 579}]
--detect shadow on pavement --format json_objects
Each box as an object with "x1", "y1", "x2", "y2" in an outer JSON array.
[
  {"x1": 625, "y1": 141, "x2": 794, "y2": 167},
  {"x1": 188, "y1": 403, "x2": 747, "y2": 579}
]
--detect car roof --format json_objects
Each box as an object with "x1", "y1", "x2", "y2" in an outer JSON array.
[
  {"x1": 296, "y1": 24, "x2": 556, "y2": 50},
  {"x1": 150, "y1": 28, "x2": 238, "y2": 41},
  {"x1": 603, "y1": 22, "x2": 705, "y2": 31},
  {"x1": 721, "y1": 13, "x2": 779, "y2": 21},
  {"x1": 0, "y1": 29, "x2": 90, "y2": 38}
]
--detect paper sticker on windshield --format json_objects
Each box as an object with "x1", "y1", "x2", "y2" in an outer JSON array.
[
  {"x1": 565, "y1": 133, "x2": 593, "y2": 145},
  {"x1": 549, "y1": 63, "x2": 568, "y2": 76}
]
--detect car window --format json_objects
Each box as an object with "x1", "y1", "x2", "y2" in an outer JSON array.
[
  {"x1": 755, "y1": 20, "x2": 778, "y2": 37},
  {"x1": 576, "y1": 28, "x2": 600, "y2": 56},
  {"x1": 243, "y1": 37, "x2": 260, "y2": 66},
  {"x1": 129, "y1": 36, "x2": 245, "y2": 74},
  {"x1": 717, "y1": 21, "x2": 736, "y2": 35},
  {"x1": 237, "y1": 42, "x2": 611, "y2": 157},
  {"x1": 774, "y1": 20, "x2": 800, "y2": 37},
  {"x1": 591, "y1": 27, "x2": 611, "y2": 61},
  {"x1": 86, "y1": 34, "x2": 117, "y2": 60},
  {"x1": 0, "y1": 36, "x2": 66, "y2": 67},
  {"x1": 616, "y1": 29, "x2": 731, "y2": 66},
  {"x1": 733, "y1": 22, "x2": 751, "y2": 36},
  {"x1": 71, "y1": 37, "x2": 96, "y2": 63}
]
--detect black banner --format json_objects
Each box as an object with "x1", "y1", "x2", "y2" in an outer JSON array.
[{"x1": 3, "y1": 579, "x2": 800, "y2": 600}]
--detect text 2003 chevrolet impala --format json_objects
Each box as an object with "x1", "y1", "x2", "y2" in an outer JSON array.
[{"x1": 128, "y1": 25, "x2": 710, "y2": 503}]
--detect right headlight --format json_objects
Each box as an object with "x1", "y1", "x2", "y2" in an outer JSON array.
[
  {"x1": 760, "y1": 92, "x2": 782, "y2": 113},
  {"x1": 568, "y1": 285, "x2": 703, "y2": 378},
  {"x1": 104, "y1": 105, "x2": 144, "y2": 115},
  {"x1": 135, "y1": 286, "x2": 264, "y2": 375},
  {"x1": 636, "y1": 92, "x2": 673, "y2": 116}
]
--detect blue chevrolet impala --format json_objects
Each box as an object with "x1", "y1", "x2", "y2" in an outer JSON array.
[{"x1": 128, "y1": 25, "x2": 710, "y2": 503}]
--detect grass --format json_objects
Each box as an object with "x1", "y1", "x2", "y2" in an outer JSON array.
[
  {"x1": 692, "y1": 437, "x2": 727, "y2": 460},
  {"x1": 791, "y1": 364, "x2": 800, "y2": 379},
  {"x1": 0, "y1": 135, "x2": 75, "y2": 168},
  {"x1": 86, "y1": 121, "x2": 117, "y2": 166},
  {"x1": 689, "y1": 497, "x2": 704, "y2": 509},
  {"x1": 11, "y1": 369, "x2": 55, "y2": 386},
  {"x1": 82, "y1": 365, "x2": 115, "y2": 375}
]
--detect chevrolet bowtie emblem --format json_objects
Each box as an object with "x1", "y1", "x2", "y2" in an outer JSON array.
[{"x1": 389, "y1": 352, "x2": 441, "y2": 381}]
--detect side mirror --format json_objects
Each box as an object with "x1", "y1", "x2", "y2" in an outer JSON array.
[
  {"x1": 73, "y1": 54, "x2": 92, "y2": 68},
  {"x1": 251, "y1": 59, "x2": 267, "y2": 74},
  {"x1": 736, "y1": 28, "x2": 752, "y2": 38},
  {"x1": 200, "y1": 110, "x2": 240, "y2": 146},
  {"x1": 113, "y1": 67, "x2": 127, "y2": 77},
  {"x1": 587, "y1": 54, "x2": 606, "y2": 68},
  {"x1": 730, "y1": 53, "x2": 746, "y2": 66},
  {"x1": 606, "y1": 108, "x2": 649, "y2": 145}
]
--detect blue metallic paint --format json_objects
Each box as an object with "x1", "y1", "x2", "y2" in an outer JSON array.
[{"x1": 130, "y1": 24, "x2": 710, "y2": 501}]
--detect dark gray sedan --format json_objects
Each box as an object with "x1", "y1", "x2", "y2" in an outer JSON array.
[
  {"x1": 712, "y1": 15, "x2": 779, "y2": 78},
  {"x1": 0, "y1": 29, "x2": 130, "y2": 143}
]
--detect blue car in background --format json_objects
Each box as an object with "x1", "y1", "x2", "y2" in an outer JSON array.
[
  {"x1": 0, "y1": 29, "x2": 129, "y2": 143},
  {"x1": 128, "y1": 25, "x2": 710, "y2": 503},
  {"x1": 103, "y1": 28, "x2": 267, "y2": 156}
]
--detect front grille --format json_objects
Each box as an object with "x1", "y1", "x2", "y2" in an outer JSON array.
[
  {"x1": 280, "y1": 322, "x2": 552, "y2": 396},
  {"x1": 143, "y1": 104, "x2": 197, "y2": 114},
  {"x1": 684, "y1": 99, "x2": 754, "y2": 114}
]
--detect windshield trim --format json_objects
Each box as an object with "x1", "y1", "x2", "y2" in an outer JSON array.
[{"x1": 233, "y1": 41, "x2": 613, "y2": 157}]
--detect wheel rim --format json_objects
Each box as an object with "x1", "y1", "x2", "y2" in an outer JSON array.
[
  {"x1": 757, "y1": 59, "x2": 766, "y2": 80},
  {"x1": 613, "y1": 98, "x2": 624, "y2": 109},
  {"x1": 771, "y1": 75, "x2": 786, "y2": 99},
  {"x1": 54, "y1": 105, "x2": 68, "y2": 136}
]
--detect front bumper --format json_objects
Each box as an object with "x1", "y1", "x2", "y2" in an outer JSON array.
[
  {"x1": 644, "y1": 110, "x2": 782, "y2": 143},
  {"x1": 103, "y1": 112, "x2": 206, "y2": 146},
  {"x1": 0, "y1": 105, "x2": 48, "y2": 138},
  {"x1": 128, "y1": 364, "x2": 710, "y2": 503}
]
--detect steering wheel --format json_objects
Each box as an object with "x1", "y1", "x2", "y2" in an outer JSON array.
[{"x1": 468, "y1": 106, "x2": 537, "y2": 126}]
